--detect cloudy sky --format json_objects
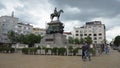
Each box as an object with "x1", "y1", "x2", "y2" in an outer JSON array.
[{"x1": 0, "y1": 0, "x2": 120, "y2": 42}]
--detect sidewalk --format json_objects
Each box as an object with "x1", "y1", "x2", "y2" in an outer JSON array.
[{"x1": 82, "y1": 49, "x2": 120, "y2": 68}]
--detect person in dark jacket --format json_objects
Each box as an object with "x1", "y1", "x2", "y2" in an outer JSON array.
[{"x1": 82, "y1": 43, "x2": 91, "y2": 61}]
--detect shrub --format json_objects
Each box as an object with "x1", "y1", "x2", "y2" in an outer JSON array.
[
  {"x1": 52, "y1": 47, "x2": 58, "y2": 55},
  {"x1": 22, "y1": 48, "x2": 29, "y2": 54},
  {"x1": 58, "y1": 47, "x2": 66, "y2": 56},
  {"x1": 72, "y1": 47, "x2": 81, "y2": 56},
  {"x1": 90, "y1": 48, "x2": 96, "y2": 56}
]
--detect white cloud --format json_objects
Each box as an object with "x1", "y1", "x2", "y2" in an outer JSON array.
[
  {"x1": 0, "y1": 0, "x2": 23, "y2": 16},
  {"x1": 64, "y1": 5, "x2": 81, "y2": 14},
  {"x1": 106, "y1": 26, "x2": 120, "y2": 42},
  {"x1": 0, "y1": 0, "x2": 54, "y2": 29},
  {"x1": 63, "y1": 20, "x2": 82, "y2": 32}
]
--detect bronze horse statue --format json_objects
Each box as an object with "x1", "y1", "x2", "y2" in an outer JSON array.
[{"x1": 50, "y1": 9, "x2": 64, "y2": 21}]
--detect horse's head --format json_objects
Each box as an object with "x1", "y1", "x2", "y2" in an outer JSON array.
[{"x1": 59, "y1": 10, "x2": 64, "y2": 13}]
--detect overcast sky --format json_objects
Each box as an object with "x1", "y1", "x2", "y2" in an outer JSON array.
[{"x1": 0, "y1": 0, "x2": 120, "y2": 42}]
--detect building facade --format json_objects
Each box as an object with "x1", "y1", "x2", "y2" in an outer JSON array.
[
  {"x1": 32, "y1": 28, "x2": 46, "y2": 36},
  {"x1": 0, "y1": 13, "x2": 33, "y2": 44},
  {"x1": 0, "y1": 16, "x2": 19, "y2": 43},
  {"x1": 14, "y1": 23, "x2": 33, "y2": 35},
  {"x1": 64, "y1": 32, "x2": 73, "y2": 39},
  {"x1": 74, "y1": 21, "x2": 106, "y2": 44}
]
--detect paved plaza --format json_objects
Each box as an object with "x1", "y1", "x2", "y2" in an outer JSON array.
[{"x1": 0, "y1": 49, "x2": 120, "y2": 68}]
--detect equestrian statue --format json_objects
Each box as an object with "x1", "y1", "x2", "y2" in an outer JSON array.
[{"x1": 50, "y1": 8, "x2": 64, "y2": 21}]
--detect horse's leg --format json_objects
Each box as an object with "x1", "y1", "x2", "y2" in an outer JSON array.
[
  {"x1": 50, "y1": 14, "x2": 53, "y2": 21},
  {"x1": 57, "y1": 16, "x2": 59, "y2": 21}
]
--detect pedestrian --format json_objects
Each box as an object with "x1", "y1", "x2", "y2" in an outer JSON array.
[
  {"x1": 82, "y1": 43, "x2": 87, "y2": 61},
  {"x1": 82, "y1": 43, "x2": 91, "y2": 61},
  {"x1": 85, "y1": 43, "x2": 91, "y2": 61},
  {"x1": 100, "y1": 44, "x2": 105, "y2": 54},
  {"x1": 104, "y1": 44, "x2": 110, "y2": 54}
]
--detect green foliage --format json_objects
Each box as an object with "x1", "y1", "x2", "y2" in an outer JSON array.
[
  {"x1": 58, "y1": 47, "x2": 66, "y2": 55},
  {"x1": 68, "y1": 46, "x2": 73, "y2": 53},
  {"x1": 22, "y1": 48, "x2": 29, "y2": 54},
  {"x1": 0, "y1": 47, "x2": 15, "y2": 53},
  {"x1": 22, "y1": 48, "x2": 37, "y2": 54},
  {"x1": 52, "y1": 47, "x2": 58, "y2": 55},
  {"x1": 74, "y1": 38, "x2": 80, "y2": 44},
  {"x1": 7, "y1": 31, "x2": 18, "y2": 43},
  {"x1": 37, "y1": 46, "x2": 41, "y2": 49},
  {"x1": 114, "y1": 35, "x2": 120, "y2": 47},
  {"x1": 90, "y1": 48, "x2": 96, "y2": 56},
  {"x1": 68, "y1": 37, "x2": 74, "y2": 44},
  {"x1": 79, "y1": 38, "x2": 85, "y2": 44},
  {"x1": 84, "y1": 36, "x2": 92, "y2": 45},
  {"x1": 8, "y1": 31, "x2": 42, "y2": 47},
  {"x1": 45, "y1": 48, "x2": 52, "y2": 54},
  {"x1": 73, "y1": 47, "x2": 80, "y2": 55}
]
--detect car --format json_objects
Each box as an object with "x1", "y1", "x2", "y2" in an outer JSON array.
[
  {"x1": 112, "y1": 46, "x2": 118, "y2": 50},
  {"x1": 117, "y1": 46, "x2": 120, "y2": 52}
]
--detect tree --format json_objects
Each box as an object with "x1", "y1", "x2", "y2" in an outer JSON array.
[
  {"x1": 7, "y1": 31, "x2": 18, "y2": 43},
  {"x1": 114, "y1": 35, "x2": 120, "y2": 47},
  {"x1": 79, "y1": 38, "x2": 85, "y2": 44},
  {"x1": 68, "y1": 46, "x2": 73, "y2": 53},
  {"x1": 74, "y1": 38, "x2": 80, "y2": 44},
  {"x1": 84, "y1": 36, "x2": 92, "y2": 45},
  {"x1": 68, "y1": 37, "x2": 74, "y2": 44},
  {"x1": 23, "y1": 34, "x2": 41, "y2": 47}
]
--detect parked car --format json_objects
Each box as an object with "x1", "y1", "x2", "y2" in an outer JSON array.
[
  {"x1": 112, "y1": 46, "x2": 118, "y2": 50},
  {"x1": 117, "y1": 46, "x2": 120, "y2": 52}
]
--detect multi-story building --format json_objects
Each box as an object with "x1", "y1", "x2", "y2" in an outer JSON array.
[
  {"x1": 14, "y1": 23, "x2": 33, "y2": 35},
  {"x1": 0, "y1": 15, "x2": 19, "y2": 43},
  {"x1": 32, "y1": 28, "x2": 46, "y2": 36},
  {"x1": 74, "y1": 21, "x2": 106, "y2": 44},
  {"x1": 0, "y1": 12, "x2": 33, "y2": 44}
]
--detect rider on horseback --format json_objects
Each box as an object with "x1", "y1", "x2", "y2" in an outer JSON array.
[
  {"x1": 50, "y1": 7, "x2": 64, "y2": 21},
  {"x1": 54, "y1": 7, "x2": 57, "y2": 15}
]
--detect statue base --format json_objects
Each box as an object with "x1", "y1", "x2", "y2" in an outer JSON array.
[{"x1": 40, "y1": 33, "x2": 67, "y2": 48}]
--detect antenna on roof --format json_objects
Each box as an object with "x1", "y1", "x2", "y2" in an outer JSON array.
[{"x1": 11, "y1": 11, "x2": 14, "y2": 17}]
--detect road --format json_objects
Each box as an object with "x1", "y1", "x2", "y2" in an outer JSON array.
[{"x1": 0, "y1": 49, "x2": 120, "y2": 68}]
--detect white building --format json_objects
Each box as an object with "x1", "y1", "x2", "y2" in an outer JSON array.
[
  {"x1": 32, "y1": 28, "x2": 46, "y2": 36},
  {"x1": 74, "y1": 21, "x2": 106, "y2": 44},
  {"x1": 15, "y1": 23, "x2": 33, "y2": 35},
  {"x1": 64, "y1": 32, "x2": 73, "y2": 39},
  {"x1": 0, "y1": 12, "x2": 33, "y2": 44},
  {"x1": 0, "y1": 14, "x2": 19, "y2": 43}
]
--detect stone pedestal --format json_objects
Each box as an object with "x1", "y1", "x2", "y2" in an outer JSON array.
[
  {"x1": 40, "y1": 20, "x2": 67, "y2": 48},
  {"x1": 40, "y1": 33, "x2": 67, "y2": 48}
]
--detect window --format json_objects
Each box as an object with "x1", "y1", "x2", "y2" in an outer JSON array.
[
  {"x1": 89, "y1": 34, "x2": 91, "y2": 36},
  {"x1": 84, "y1": 34, "x2": 87, "y2": 36},
  {"x1": 94, "y1": 34, "x2": 97, "y2": 36},
  {"x1": 46, "y1": 39, "x2": 53, "y2": 41},
  {"x1": 76, "y1": 34, "x2": 79, "y2": 36},
  {"x1": 80, "y1": 34, "x2": 83, "y2": 36},
  {"x1": 99, "y1": 33, "x2": 102, "y2": 36},
  {"x1": 76, "y1": 30, "x2": 78, "y2": 32},
  {"x1": 94, "y1": 41, "x2": 97, "y2": 43}
]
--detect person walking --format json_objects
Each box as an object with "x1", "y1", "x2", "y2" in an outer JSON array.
[
  {"x1": 104, "y1": 44, "x2": 110, "y2": 54},
  {"x1": 82, "y1": 43, "x2": 91, "y2": 61},
  {"x1": 82, "y1": 44, "x2": 87, "y2": 61}
]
